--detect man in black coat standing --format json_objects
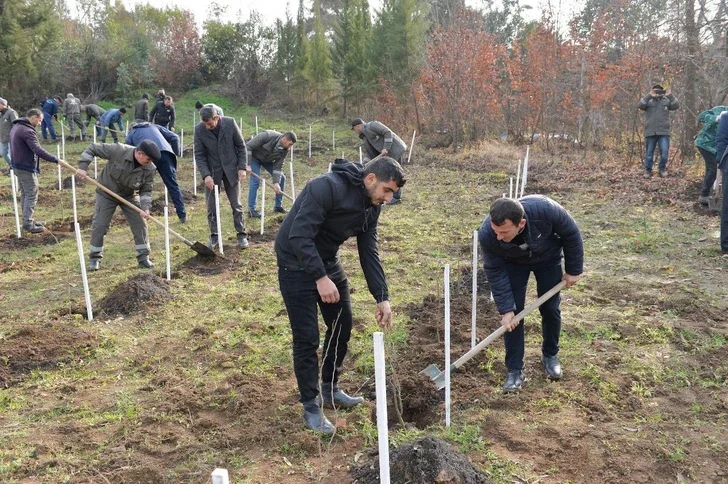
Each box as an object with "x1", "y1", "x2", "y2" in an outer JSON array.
[
  {"x1": 275, "y1": 157, "x2": 405, "y2": 435},
  {"x1": 712, "y1": 114, "x2": 728, "y2": 255},
  {"x1": 479, "y1": 196, "x2": 584, "y2": 393}
]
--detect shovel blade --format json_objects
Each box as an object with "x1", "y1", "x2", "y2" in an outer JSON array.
[
  {"x1": 419, "y1": 364, "x2": 441, "y2": 381},
  {"x1": 191, "y1": 241, "x2": 217, "y2": 258},
  {"x1": 432, "y1": 372, "x2": 447, "y2": 390}
]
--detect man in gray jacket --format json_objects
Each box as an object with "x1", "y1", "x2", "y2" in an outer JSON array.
[
  {"x1": 351, "y1": 118, "x2": 407, "y2": 204},
  {"x1": 246, "y1": 130, "x2": 295, "y2": 217},
  {"x1": 0, "y1": 97, "x2": 18, "y2": 171},
  {"x1": 135, "y1": 94, "x2": 150, "y2": 122},
  {"x1": 638, "y1": 84, "x2": 679, "y2": 178},
  {"x1": 194, "y1": 105, "x2": 249, "y2": 250},
  {"x1": 75, "y1": 141, "x2": 160, "y2": 270},
  {"x1": 62, "y1": 93, "x2": 86, "y2": 140}
]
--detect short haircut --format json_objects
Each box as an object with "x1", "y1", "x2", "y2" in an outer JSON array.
[
  {"x1": 142, "y1": 93, "x2": 149, "y2": 99},
  {"x1": 26, "y1": 108, "x2": 42, "y2": 118},
  {"x1": 363, "y1": 157, "x2": 406, "y2": 188},
  {"x1": 119, "y1": 107, "x2": 127, "y2": 114},
  {"x1": 490, "y1": 198, "x2": 525, "y2": 226},
  {"x1": 199, "y1": 106, "x2": 218, "y2": 121},
  {"x1": 164, "y1": 96, "x2": 172, "y2": 102},
  {"x1": 282, "y1": 131, "x2": 297, "y2": 143}
]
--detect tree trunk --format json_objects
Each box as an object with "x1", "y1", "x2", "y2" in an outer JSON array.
[{"x1": 682, "y1": 0, "x2": 698, "y2": 158}]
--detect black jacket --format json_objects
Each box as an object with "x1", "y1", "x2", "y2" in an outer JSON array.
[
  {"x1": 246, "y1": 130, "x2": 289, "y2": 184},
  {"x1": 274, "y1": 159, "x2": 389, "y2": 302},
  {"x1": 150, "y1": 100, "x2": 175, "y2": 129},
  {"x1": 478, "y1": 195, "x2": 584, "y2": 314}
]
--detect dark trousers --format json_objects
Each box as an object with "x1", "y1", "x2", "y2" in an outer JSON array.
[
  {"x1": 503, "y1": 259, "x2": 563, "y2": 371},
  {"x1": 89, "y1": 192, "x2": 149, "y2": 261},
  {"x1": 41, "y1": 114, "x2": 57, "y2": 141},
  {"x1": 698, "y1": 147, "x2": 718, "y2": 197},
  {"x1": 721, "y1": 168, "x2": 728, "y2": 252},
  {"x1": 204, "y1": 172, "x2": 246, "y2": 236},
  {"x1": 279, "y1": 263, "x2": 353, "y2": 403},
  {"x1": 156, "y1": 152, "x2": 186, "y2": 220}
]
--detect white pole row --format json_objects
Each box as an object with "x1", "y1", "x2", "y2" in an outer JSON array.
[
  {"x1": 255, "y1": 116, "x2": 259, "y2": 135},
  {"x1": 74, "y1": 222, "x2": 93, "y2": 321},
  {"x1": 444, "y1": 264, "x2": 451, "y2": 428},
  {"x1": 71, "y1": 173, "x2": 78, "y2": 223},
  {"x1": 164, "y1": 206, "x2": 171, "y2": 281},
  {"x1": 10, "y1": 169, "x2": 21, "y2": 238},
  {"x1": 214, "y1": 184, "x2": 223, "y2": 255},
  {"x1": 373, "y1": 332, "x2": 390, "y2": 484}
]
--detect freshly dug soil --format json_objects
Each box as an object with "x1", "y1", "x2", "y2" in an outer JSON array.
[
  {"x1": 96, "y1": 273, "x2": 171, "y2": 316},
  {"x1": 352, "y1": 436, "x2": 490, "y2": 483}
]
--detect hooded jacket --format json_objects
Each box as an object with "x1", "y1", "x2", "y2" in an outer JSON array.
[
  {"x1": 62, "y1": 93, "x2": 81, "y2": 116},
  {"x1": 638, "y1": 92, "x2": 680, "y2": 137},
  {"x1": 714, "y1": 115, "x2": 728, "y2": 172},
  {"x1": 274, "y1": 159, "x2": 389, "y2": 302},
  {"x1": 246, "y1": 130, "x2": 290, "y2": 184},
  {"x1": 359, "y1": 121, "x2": 407, "y2": 162},
  {"x1": 126, "y1": 122, "x2": 180, "y2": 163},
  {"x1": 479, "y1": 195, "x2": 584, "y2": 315},
  {"x1": 9, "y1": 118, "x2": 59, "y2": 173},
  {"x1": 0, "y1": 106, "x2": 18, "y2": 143},
  {"x1": 695, "y1": 106, "x2": 727, "y2": 155},
  {"x1": 40, "y1": 98, "x2": 59, "y2": 117}
]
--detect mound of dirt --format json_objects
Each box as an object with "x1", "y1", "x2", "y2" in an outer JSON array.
[
  {"x1": 352, "y1": 436, "x2": 490, "y2": 484},
  {"x1": 179, "y1": 252, "x2": 239, "y2": 276},
  {"x1": 0, "y1": 232, "x2": 67, "y2": 250},
  {"x1": 96, "y1": 273, "x2": 171, "y2": 316},
  {"x1": 0, "y1": 323, "x2": 98, "y2": 388}
]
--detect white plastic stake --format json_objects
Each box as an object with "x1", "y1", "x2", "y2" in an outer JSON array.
[
  {"x1": 373, "y1": 332, "x2": 391, "y2": 484},
  {"x1": 61, "y1": 122, "x2": 66, "y2": 160},
  {"x1": 515, "y1": 158, "x2": 522, "y2": 200},
  {"x1": 57, "y1": 145, "x2": 62, "y2": 190},
  {"x1": 192, "y1": 152, "x2": 197, "y2": 196},
  {"x1": 308, "y1": 125, "x2": 312, "y2": 158},
  {"x1": 332, "y1": 128, "x2": 335, "y2": 152},
  {"x1": 125, "y1": 120, "x2": 129, "y2": 135},
  {"x1": 509, "y1": 177, "x2": 513, "y2": 198},
  {"x1": 211, "y1": 468, "x2": 230, "y2": 484},
  {"x1": 289, "y1": 150, "x2": 296, "y2": 201},
  {"x1": 444, "y1": 264, "x2": 451, "y2": 428},
  {"x1": 328, "y1": 163, "x2": 332, "y2": 173},
  {"x1": 214, "y1": 184, "x2": 223, "y2": 255},
  {"x1": 260, "y1": 181, "x2": 265, "y2": 235},
  {"x1": 92, "y1": 128, "x2": 98, "y2": 178},
  {"x1": 407, "y1": 130, "x2": 416, "y2": 164},
  {"x1": 239, "y1": 117, "x2": 243, "y2": 134},
  {"x1": 10, "y1": 169, "x2": 21, "y2": 238},
  {"x1": 74, "y1": 222, "x2": 93, "y2": 321},
  {"x1": 255, "y1": 116, "x2": 259, "y2": 134},
  {"x1": 341, "y1": 151, "x2": 344, "y2": 159},
  {"x1": 164, "y1": 206, "x2": 171, "y2": 281},
  {"x1": 521, "y1": 146, "x2": 530, "y2": 198},
  {"x1": 359, "y1": 147, "x2": 362, "y2": 163},
  {"x1": 164, "y1": 186, "x2": 169, "y2": 207},
  {"x1": 471, "y1": 231, "x2": 478, "y2": 349},
  {"x1": 180, "y1": 128, "x2": 184, "y2": 155},
  {"x1": 71, "y1": 174, "x2": 78, "y2": 223}
]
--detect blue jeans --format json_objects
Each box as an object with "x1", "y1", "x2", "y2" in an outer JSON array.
[
  {"x1": 156, "y1": 152, "x2": 186, "y2": 220},
  {"x1": 41, "y1": 114, "x2": 57, "y2": 141},
  {"x1": 0, "y1": 141, "x2": 10, "y2": 168},
  {"x1": 503, "y1": 259, "x2": 563, "y2": 371},
  {"x1": 645, "y1": 135, "x2": 670, "y2": 172},
  {"x1": 278, "y1": 262, "x2": 353, "y2": 403},
  {"x1": 248, "y1": 158, "x2": 286, "y2": 210}
]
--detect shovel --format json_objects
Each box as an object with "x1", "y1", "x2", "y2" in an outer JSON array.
[
  {"x1": 421, "y1": 280, "x2": 567, "y2": 390},
  {"x1": 59, "y1": 159, "x2": 217, "y2": 258},
  {"x1": 249, "y1": 171, "x2": 294, "y2": 201}
]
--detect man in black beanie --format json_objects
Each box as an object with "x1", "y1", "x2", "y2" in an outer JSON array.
[{"x1": 76, "y1": 140, "x2": 159, "y2": 270}]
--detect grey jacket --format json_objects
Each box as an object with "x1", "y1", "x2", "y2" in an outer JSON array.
[
  {"x1": 134, "y1": 98, "x2": 149, "y2": 121},
  {"x1": 0, "y1": 106, "x2": 18, "y2": 143},
  {"x1": 359, "y1": 121, "x2": 407, "y2": 162},
  {"x1": 246, "y1": 130, "x2": 289, "y2": 184},
  {"x1": 194, "y1": 117, "x2": 247, "y2": 185},
  {"x1": 63, "y1": 94, "x2": 81, "y2": 116},
  {"x1": 638, "y1": 93, "x2": 680, "y2": 137},
  {"x1": 78, "y1": 143, "x2": 155, "y2": 211},
  {"x1": 83, "y1": 104, "x2": 106, "y2": 120}
]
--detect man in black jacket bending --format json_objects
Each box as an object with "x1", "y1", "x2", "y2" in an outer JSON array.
[
  {"x1": 479, "y1": 196, "x2": 584, "y2": 393},
  {"x1": 275, "y1": 157, "x2": 405, "y2": 435}
]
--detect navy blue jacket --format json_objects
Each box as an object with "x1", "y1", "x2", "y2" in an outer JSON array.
[
  {"x1": 40, "y1": 98, "x2": 58, "y2": 117},
  {"x1": 478, "y1": 195, "x2": 584, "y2": 314},
  {"x1": 126, "y1": 122, "x2": 180, "y2": 165},
  {"x1": 100, "y1": 109, "x2": 124, "y2": 132},
  {"x1": 714, "y1": 115, "x2": 728, "y2": 172},
  {"x1": 274, "y1": 159, "x2": 389, "y2": 303}
]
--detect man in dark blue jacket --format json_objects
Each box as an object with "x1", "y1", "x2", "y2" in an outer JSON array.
[
  {"x1": 479, "y1": 195, "x2": 584, "y2": 393},
  {"x1": 713, "y1": 115, "x2": 728, "y2": 254},
  {"x1": 99, "y1": 108, "x2": 126, "y2": 142},
  {"x1": 126, "y1": 122, "x2": 186, "y2": 223},
  {"x1": 275, "y1": 157, "x2": 405, "y2": 435},
  {"x1": 39, "y1": 96, "x2": 61, "y2": 142}
]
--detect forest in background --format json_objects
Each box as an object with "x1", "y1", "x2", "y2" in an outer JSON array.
[{"x1": 0, "y1": 0, "x2": 727, "y2": 155}]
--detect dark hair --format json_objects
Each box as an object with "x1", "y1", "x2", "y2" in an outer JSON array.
[
  {"x1": 119, "y1": 107, "x2": 127, "y2": 114},
  {"x1": 282, "y1": 131, "x2": 297, "y2": 143},
  {"x1": 363, "y1": 157, "x2": 406, "y2": 187},
  {"x1": 26, "y1": 108, "x2": 42, "y2": 118},
  {"x1": 199, "y1": 106, "x2": 218, "y2": 121},
  {"x1": 195, "y1": 100, "x2": 203, "y2": 109},
  {"x1": 164, "y1": 96, "x2": 173, "y2": 102},
  {"x1": 489, "y1": 198, "x2": 525, "y2": 226},
  {"x1": 142, "y1": 93, "x2": 149, "y2": 99},
  {"x1": 54, "y1": 96, "x2": 62, "y2": 103}
]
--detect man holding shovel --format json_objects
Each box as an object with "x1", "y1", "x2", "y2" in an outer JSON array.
[
  {"x1": 75, "y1": 140, "x2": 160, "y2": 270},
  {"x1": 275, "y1": 157, "x2": 405, "y2": 435},
  {"x1": 351, "y1": 118, "x2": 407, "y2": 205},
  {"x1": 479, "y1": 196, "x2": 583, "y2": 393}
]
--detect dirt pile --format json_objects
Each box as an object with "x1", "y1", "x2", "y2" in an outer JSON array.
[
  {"x1": 352, "y1": 436, "x2": 490, "y2": 483},
  {"x1": 96, "y1": 273, "x2": 171, "y2": 316}
]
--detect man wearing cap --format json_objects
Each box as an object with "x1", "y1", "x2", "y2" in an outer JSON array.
[
  {"x1": 246, "y1": 130, "x2": 295, "y2": 217},
  {"x1": 194, "y1": 105, "x2": 249, "y2": 250},
  {"x1": 9, "y1": 109, "x2": 60, "y2": 233},
  {"x1": 135, "y1": 94, "x2": 150, "y2": 122},
  {"x1": 75, "y1": 140, "x2": 159, "y2": 270},
  {"x1": 638, "y1": 84, "x2": 680, "y2": 178},
  {"x1": 99, "y1": 107, "x2": 126, "y2": 143},
  {"x1": 0, "y1": 97, "x2": 18, "y2": 172},
  {"x1": 351, "y1": 118, "x2": 407, "y2": 204},
  {"x1": 126, "y1": 120, "x2": 187, "y2": 223},
  {"x1": 62, "y1": 93, "x2": 86, "y2": 140},
  {"x1": 40, "y1": 96, "x2": 61, "y2": 142}
]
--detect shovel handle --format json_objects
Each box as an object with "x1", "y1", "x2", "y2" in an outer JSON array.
[
  {"x1": 248, "y1": 171, "x2": 294, "y2": 201},
  {"x1": 59, "y1": 159, "x2": 194, "y2": 247},
  {"x1": 449, "y1": 280, "x2": 568, "y2": 373}
]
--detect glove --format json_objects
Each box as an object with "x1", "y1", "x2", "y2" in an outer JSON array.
[{"x1": 717, "y1": 111, "x2": 727, "y2": 122}]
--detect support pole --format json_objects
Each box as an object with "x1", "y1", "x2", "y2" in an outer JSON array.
[
  {"x1": 164, "y1": 206, "x2": 171, "y2": 281},
  {"x1": 521, "y1": 146, "x2": 530, "y2": 198},
  {"x1": 373, "y1": 332, "x2": 390, "y2": 484},
  {"x1": 193, "y1": 152, "x2": 197, "y2": 196},
  {"x1": 92, "y1": 128, "x2": 98, "y2": 178},
  {"x1": 359, "y1": 147, "x2": 362, "y2": 163},
  {"x1": 180, "y1": 128, "x2": 184, "y2": 155},
  {"x1": 74, "y1": 222, "x2": 93, "y2": 321},
  {"x1": 255, "y1": 116, "x2": 259, "y2": 135},
  {"x1": 61, "y1": 122, "x2": 66, "y2": 161},
  {"x1": 515, "y1": 158, "x2": 522, "y2": 200},
  {"x1": 332, "y1": 128, "x2": 335, "y2": 153},
  {"x1": 471, "y1": 231, "x2": 478, "y2": 349},
  {"x1": 407, "y1": 130, "x2": 416, "y2": 164},
  {"x1": 10, "y1": 169, "x2": 21, "y2": 238},
  {"x1": 57, "y1": 145, "x2": 62, "y2": 190},
  {"x1": 260, "y1": 181, "x2": 265, "y2": 235},
  {"x1": 308, "y1": 125, "x2": 312, "y2": 158},
  {"x1": 509, "y1": 177, "x2": 513, "y2": 198},
  {"x1": 214, "y1": 185, "x2": 223, "y2": 255},
  {"x1": 289, "y1": 148, "x2": 296, "y2": 201},
  {"x1": 71, "y1": 173, "x2": 78, "y2": 223},
  {"x1": 444, "y1": 264, "x2": 451, "y2": 428}
]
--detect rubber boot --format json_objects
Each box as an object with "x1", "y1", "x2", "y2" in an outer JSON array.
[
  {"x1": 321, "y1": 382, "x2": 364, "y2": 409},
  {"x1": 302, "y1": 397, "x2": 336, "y2": 435}
]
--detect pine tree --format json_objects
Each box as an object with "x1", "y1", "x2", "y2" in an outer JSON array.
[
  {"x1": 305, "y1": 0, "x2": 333, "y2": 106},
  {"x1": 332, "y1": 0, "x2": 373, "y2": 115},
  {"x1": 275, "y1": 11, "x2": 298, "y2": 98}
]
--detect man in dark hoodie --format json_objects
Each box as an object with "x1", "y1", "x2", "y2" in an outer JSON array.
[
  {"x1": 275, "y1": 157, "x2": 406, "y2": 435},
  {"x1": 135, "y1": 93, "x2": 150, "y2": 122},
  {"x1": 150, "y1": 96, "x2": 175, "y2": 131},
  {"x1": 126, "y1": 121, "x2": 186, "y2": 223},
  {"x1": 9, "y1": 109, "x2": 60, "y2": 233}
]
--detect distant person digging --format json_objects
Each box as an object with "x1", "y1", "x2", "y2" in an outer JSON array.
[
  {"x1": 246, "y1": 130, "x2": 296, "y2": 217},
  {"x1": 479, "y1": 196, "x2": 584, "y2": 393},
  {"x1": 638, "y1": 84, "x2": 679, "y2": 178},
  {"x1": 98, "y1": 107, "x2": 126, "y2": 143},
  {"x1": 351, "y1": 118, "x2": 407, "y2": 205}
]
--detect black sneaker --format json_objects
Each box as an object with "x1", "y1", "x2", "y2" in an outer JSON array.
[
  {"x1": 248, "y1": 209, "x2": 261, "y2": 218},
  {"x1": 503, "y1": 370, "x2": 527, "y2": 393},
  {"x1": 178, "y1": 216, "x2": 187, "y2": 224},
  {"x1": 273, "y1": 206, "x2": 287, "y2": 214},
  {"x1": 237, "y1": 234, "x2": 249, "y2": 249},
  {"x1": 138, "y1": 257, "x2": 154, "y2": 269},
  {"x1": 542, "y1": 355, "x2": 562, "y2": 380},
  {"x1": 22, "y1": 223, "x2": 44, "y2": 234}
]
